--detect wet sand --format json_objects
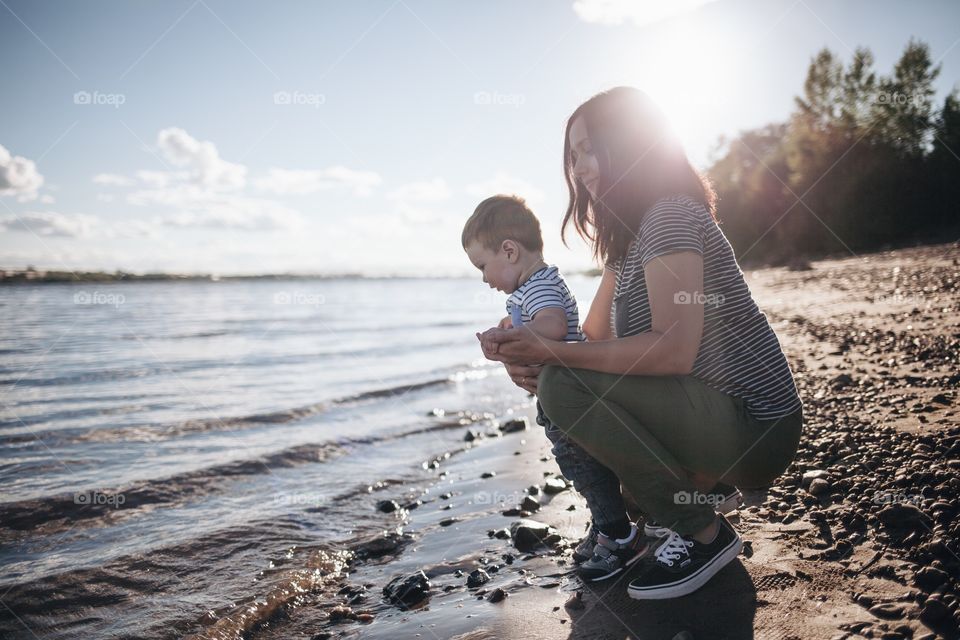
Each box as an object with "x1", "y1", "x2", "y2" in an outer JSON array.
[{"x1": 257, "y1": 242, "x2": 957, "y2": 640}]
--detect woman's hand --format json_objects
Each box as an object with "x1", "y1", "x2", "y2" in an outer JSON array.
[
  {"x1": 505, "y1": 362, "x2": 542, "y2": 394},
  {"x1": 476, "y1": 326, "x2": 557, "y2": 367}
]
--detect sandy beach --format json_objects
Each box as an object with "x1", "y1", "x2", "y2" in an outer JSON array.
[{"x1": 178, "y1": 241, "x2": 958, "y2": 640}]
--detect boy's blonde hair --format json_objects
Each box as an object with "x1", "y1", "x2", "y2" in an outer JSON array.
[{"x1": 461, "y1": 195, "x2": 544, "y2": 253}]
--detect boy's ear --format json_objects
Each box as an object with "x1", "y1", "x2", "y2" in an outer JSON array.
[{"x1": 501, "y1": 239, "x2": 519, "y2": 262}]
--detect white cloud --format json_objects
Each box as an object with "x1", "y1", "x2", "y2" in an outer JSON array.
[
  {"x1": 157, "y1": 127, "x2": 247, "y2": 190},
  {"x1": 387, "y1": 178, "x2": 452, "y2": 202},
  {"x1": 136, "y1": 170, "x2": 176, "y2": 188},
  {"x1": 126, "y1": 185, "x2": 304, "y2": 231},
  {"x1": 465, "y1": 172, "x2": 546, "y2": 204},
  {"x1": 0, "y1": 143, "x2": 44, "y2": 200},
  {"x1": 572, "y1": 0, "x2": 718, "y2": 27},
  {"x1": 253, "y1": 166, "x2": 381, "y2": 196},
  {"x1": 93, "y1": 173, "x2": 134, "y2": 187},
  {"x1": 0, "y1": 211, "x2": 97, "y2": 237}
]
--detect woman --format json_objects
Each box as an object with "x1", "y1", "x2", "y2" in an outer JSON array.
[{"x1": 479, "y1": 87, "x2": 804, "y2": 600}]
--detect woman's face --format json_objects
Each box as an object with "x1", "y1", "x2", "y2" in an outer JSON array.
[{"x1": 569, "y1": 115, "x2": 601, "y2": 200}]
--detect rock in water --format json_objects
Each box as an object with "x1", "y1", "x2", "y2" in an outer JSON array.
[
  {"x1": 521, "y1": 495, "x2": 541, "y2": 512},
  {"x1": 509, "y1": 519, "x2": 562, "y2": 551},
  {"x1": 383, "y1": 570, "x2": 431, "y2": 608},
  {"x1": 466, "y1": 568, "x2": 490, "y2": 588},
  {"x1": 487, "y1": 587, "x2": 508, "y2": 603},
  {"x1": 376, "y1": 499, "x2": 399, "y2": 513},
  {"x1": 543, "y1": 477, "x2": 568, "y2": 494},
  {"x1": 500, "y1": 417, "x2": 528, "y2": 433}
]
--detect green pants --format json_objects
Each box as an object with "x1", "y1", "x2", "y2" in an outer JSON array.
[{"x1": 537, "y1": 365, "x2": 803, "y2": 535}]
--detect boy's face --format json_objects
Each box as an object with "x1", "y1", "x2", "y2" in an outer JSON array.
[{"x1": 465, "y1": 239, "x2": 522, "y2": 294}]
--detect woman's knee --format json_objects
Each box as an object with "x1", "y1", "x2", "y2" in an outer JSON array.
[{"x1": 538, "y1": 365, "x2": 590, "y2": 422}]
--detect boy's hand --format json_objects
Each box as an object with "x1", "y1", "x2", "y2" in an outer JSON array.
[
  {"x1": 497, "y1": 315, "x2": 513, "y2": 330},
  {"x1": 476, "y1": 327, "x2": 500, "y2": 356}
]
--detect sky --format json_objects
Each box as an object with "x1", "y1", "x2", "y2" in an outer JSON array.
[{"x1": 1, "y1": 0, "x2": 958, "y2": 277}]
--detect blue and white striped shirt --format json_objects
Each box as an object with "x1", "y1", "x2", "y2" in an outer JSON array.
[{"x1": 506, "y1": 265, "x2": 585, "y2": 342}]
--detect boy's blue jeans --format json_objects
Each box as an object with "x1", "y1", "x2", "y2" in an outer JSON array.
[{"x1": 535, "y1": 399, "x2": 628, "y2": 531}]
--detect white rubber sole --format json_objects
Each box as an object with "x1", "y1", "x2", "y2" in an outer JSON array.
[
  {"x1": 626, "y1": 533, "x2": 743, "y2": 600},
  {"x1": 582, "y1": 540, "x2": 653, "y2": 582}
]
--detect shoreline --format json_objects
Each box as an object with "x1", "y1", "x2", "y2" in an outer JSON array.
[{"x1": 232, "y1": 241, "x2": 959, "y2": 640}]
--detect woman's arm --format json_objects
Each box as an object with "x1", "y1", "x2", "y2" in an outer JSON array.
[
  {"x1": 481, "y1": 252, "x2": 705, "y2": 376},
  {"x1": 581, "y1": 266, "x2": 615, "y2": 342}
]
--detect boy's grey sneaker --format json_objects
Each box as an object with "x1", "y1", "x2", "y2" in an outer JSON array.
[
  {"x1": 572, "y1": 524, "x2": 599, "y2": 564},
  {"x1": 628, "y1": 514, "x2": 742, "y2": 600},
  {"x1": 577, "y1": 524, "x2": 652, "y2": 582},
  {"x1": 644, "y1": 482, "x2": 743, "y2": 538}
]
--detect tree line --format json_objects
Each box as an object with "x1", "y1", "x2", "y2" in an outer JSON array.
[{"x1": 708, "y1": 39, "x2": 959, "y2": 266}]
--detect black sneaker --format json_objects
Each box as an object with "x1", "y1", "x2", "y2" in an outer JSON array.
[
  {"x1": 572, "y1": 523, "x2": 599, "y2": 564},
  {"x1": 627, "y1": 514, "x2": 742, "y2": 600},
  {"x1": 578, "y1": 524, "x2": 653, "y2": 582}
]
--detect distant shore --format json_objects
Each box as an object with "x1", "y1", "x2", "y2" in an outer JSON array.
[{"x1": 5, "y1": 239, "x2": 953, "y2": 285}]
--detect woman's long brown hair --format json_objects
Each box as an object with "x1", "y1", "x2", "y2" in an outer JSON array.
[{"x1": 561, "y1": 87, "x2": 718, "y2": 267}]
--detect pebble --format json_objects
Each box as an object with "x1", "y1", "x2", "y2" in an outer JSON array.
[
  {"x1": 383, "y1": 571, "x2": 431, "y2": 608},
  {"x1": 509, "y1": 519, "x2": 562, "y2": 551},
  {"x1": 467, "y1": 568, "x2": 490, "y2": 588},
  {"x1": 487, "y1": 587, "x2": 508, "y2": 603},
  {"x1": 376, "y1": 500, "x2": 400, "y2": 513}
]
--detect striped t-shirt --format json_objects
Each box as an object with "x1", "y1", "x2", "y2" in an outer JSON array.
[
  {"x1": 506, "y1": 265, "x2": 585, "y2": 342},
  {"x1": 608, "y1": 194, "x2": 802, "y2": 421}
]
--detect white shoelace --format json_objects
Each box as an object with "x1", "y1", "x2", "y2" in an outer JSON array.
[{"x1": 653, "y1": 531, "x2": 694, "y2": 566}]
